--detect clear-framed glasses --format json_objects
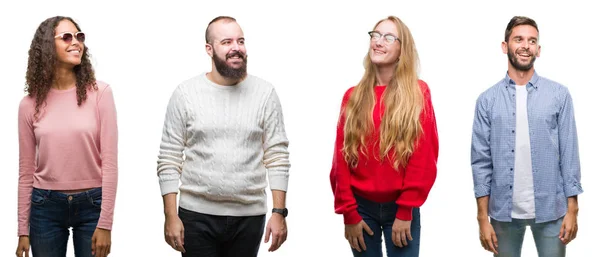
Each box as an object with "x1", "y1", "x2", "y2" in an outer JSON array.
[
  {"x1": 54, "y1": 32, "x2": 86, "y2": 43},
  {"x1": 368, "y1": 31, "x2": 400, "y2": 44}
]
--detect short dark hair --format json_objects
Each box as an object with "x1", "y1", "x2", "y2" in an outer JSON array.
[
  {"x1": 505, "y1": 16, "x2": 538, "y2": 42},
  {"x1": 205, "y1": 16, "x2": 237, "y2": 44}
]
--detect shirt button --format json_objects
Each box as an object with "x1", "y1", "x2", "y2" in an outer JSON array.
[
  {"x1": 511, "y1": 149, "x2": 514, "y2": 153},
  {"x1": 512, "y1": 130, "x2": 515, "y2": 133},
  {"x1": 509, "y1": 185, "x2": 513, "y2": 189},
  {"x1": 510, "y1": 168, "x2": 513, "y2": 171}
]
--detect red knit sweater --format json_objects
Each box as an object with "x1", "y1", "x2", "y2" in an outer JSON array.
[{"x1": 330, "y1": 80, "x2": 439, "y2": 224}]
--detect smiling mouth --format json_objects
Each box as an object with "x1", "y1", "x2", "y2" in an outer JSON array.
[
  {"x1": 373, "y1": 49, "x2": 385, "y2": 54},
  {"x1": 68, "y1": 49, "x2": 81, "y2": 53},
  {"x1": 517, "y1": 52, "x2": 531, "y2": 57}
]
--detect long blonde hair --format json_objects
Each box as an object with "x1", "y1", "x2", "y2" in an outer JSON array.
[{"x1": 342, "y1": 16, "x2": 424, "y2": 170}]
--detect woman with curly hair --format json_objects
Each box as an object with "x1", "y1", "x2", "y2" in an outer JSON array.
[
  {"x1": 330, "y1": 16, "x2": 439, "y2": 257},
  {"x1": 15, "y1": 16, "x2": 117, "y2": 257}
]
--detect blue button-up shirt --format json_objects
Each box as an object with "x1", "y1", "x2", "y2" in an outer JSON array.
[{"x1": 471, "y1": 71, "x2": 583, "y2": 223}]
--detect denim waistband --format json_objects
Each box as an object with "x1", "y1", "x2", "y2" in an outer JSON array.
[
  {"x1": 32, "y1": 187, "x2": 101, "y2": 203},
  {"x1": 354, "y1": 194, "x2": 396, "y2": 208}
]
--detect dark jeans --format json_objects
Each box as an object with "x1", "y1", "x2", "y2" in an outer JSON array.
[
  {"x1": 179, "y1": 207, "x2": 266, "y2": 257},
  {"x1": 352, "y1": 195, "x2": 421, "y2": 257},
  {"x1": 29, "y1": 187, "x2": 102, "y2": 257}
]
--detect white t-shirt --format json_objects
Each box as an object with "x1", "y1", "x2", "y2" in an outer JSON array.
[{"x1": 511, "y1": 85, "x2": 536, "y2": 219}]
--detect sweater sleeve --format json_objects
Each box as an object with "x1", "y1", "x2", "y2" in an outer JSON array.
[
  {"x1": 17, "y1": 97, "x2": 36, "y2": 236},
  {"x1": 330, "y1": 87, "x2": 362, "y2": 224},
  {"x1": 262, "y1": 88, "x2": 291, "y2": 192},
  {"x1": 157, "y1": 87, "x2": 187, "y2": 196},
  {"x1": 96, "y1": 85, "x2": 119, "y2": 231},
  {"x1": 395, "y1": 81, "x2": 439, "y2": 221}
]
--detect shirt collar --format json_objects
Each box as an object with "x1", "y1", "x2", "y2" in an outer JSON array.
[{"x1": 503, "y1": 70, "x2": 540, "y2": 90}]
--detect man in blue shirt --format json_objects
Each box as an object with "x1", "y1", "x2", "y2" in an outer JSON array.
[{"x1": 471, "y1": 16, "x2": 583, "y2": 257}]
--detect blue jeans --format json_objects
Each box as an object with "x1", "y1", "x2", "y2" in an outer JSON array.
[
  {"x1": 29, "y1": 187, "x2": 102, "y2": 257},
  {"x1": 351, "y1": 195, "x2": 421, "y2": 257},
  {"x1": 491, "y1": 217, "x2": 565, "y2": 257}
]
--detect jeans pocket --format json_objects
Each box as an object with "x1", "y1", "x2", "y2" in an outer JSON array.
[
  {"x1": 88, "y1": 190, "x2": 102, "y2": 209},
  {"x1": 31, "y1": 189, "x2": 47, "y2": 206}
]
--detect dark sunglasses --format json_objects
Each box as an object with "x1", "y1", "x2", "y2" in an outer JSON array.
[{"x1": 54, "y1": 32, "x2": 86, "y2": 43}]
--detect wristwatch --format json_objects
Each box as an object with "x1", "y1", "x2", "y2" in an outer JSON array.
[{"x1": 272, "y1": 208, "x2": 288, "y2": 218}]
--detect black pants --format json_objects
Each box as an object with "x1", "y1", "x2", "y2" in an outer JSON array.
[{"x1": 179, "y1": 207, "x2": 266, "y2": 257}]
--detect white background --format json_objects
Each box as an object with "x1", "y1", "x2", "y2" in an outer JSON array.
[{"x1": 1, "y1": 0, "x2": 598, "y2": 256}]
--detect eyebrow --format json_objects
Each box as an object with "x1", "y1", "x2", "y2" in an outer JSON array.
[
  {"x1": 513, "y1": 35, "x2": 538, "y2": 40},
  {"x1": 220, "y1": 37, "x2": 245, "y2": 42},
  {"x1": 374, "y1": 30, "x2": 398, "y2": 37},
  {"x1": 56, "y1": 30, "x2": 80, "y2": 34}
]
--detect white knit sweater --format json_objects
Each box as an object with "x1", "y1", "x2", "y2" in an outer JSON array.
[{"x1": 157, "y1": 73, "x2": 290, "y2": 216}]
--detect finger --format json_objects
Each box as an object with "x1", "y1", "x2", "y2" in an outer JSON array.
[
  {"x1": 25, "y1": 249, "x2": 29, "y2": 257},
  {"x1": 269, "y1": 234, "x2": 280, "y2": 251},
  {"x1": 392, "y1": 231, "x2": 400, "y2": 247},
  {"x1": 264, "y1": 226, "x2": 271, "y2": 243},
  {"x1": 359, "y1": 234, "x2": 367, "y2": 251},
  {"x1": 363, "y1": 223, "x2": 374, "y2": 236},
  {"x1": 176, "y1": 237, "x2": 185, "y2": 252},
  {"x1": 492, "y1": 232, "x2": 498, "y2": 248},
  {"x1": 486, "y1": 237, "x2": 497, "y2": 254},
  {"x1": 180, "y1": 228, "x2": 185, "y2": 246},
  {"x1": 96, "y1": 245, "x2": 105, "y2": 257},
  {"x1": 407, "y1": 229, "x2": 413, "y2": 242},
  {"x1": 177, "y1": 231, "x2": 186, "y2": 253},
  {"x1": 176, "y1": 242, "x2": 186, "y2": 253},
  {"x1": 559, "y1": 223, "x2": 565, "y2": 239},
  {"x1": 352, "y1": 237, "x2": 360, "y2": 252},
  {"x1": 166, "y1": 236, "x2": 174, "y2": 249},
  {"x1": 564, "y1": 227, "x2": 571, "y2": 242},
  {"x1": 400, "y1": 231, "x2": 407, "y2": 247},
  {"x1": 480, "y1": 239, "x2": 488, "y2": 251},
  {"x1": 102, "y1": 244, "x2": 110, "y2": 257},
  {"x1": 91, "y1": 236, "x2": 97, "y2": 255}
]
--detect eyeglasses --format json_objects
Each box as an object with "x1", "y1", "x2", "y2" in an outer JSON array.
[
  {"x1": 54, "y1": 32, "x2": 86, "y2": 43},
  {"x1": 368, "y1": 31, "x2": 400, "y2": 44}
]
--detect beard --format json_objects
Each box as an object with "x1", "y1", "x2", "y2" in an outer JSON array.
[
  {"x1": 213, "y1": 50, "x2": 247, "y2": 80},
  {"x1": 507, "y1": 47, "x2": 536, "y2": 71}
]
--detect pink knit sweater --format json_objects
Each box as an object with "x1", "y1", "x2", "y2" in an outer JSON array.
[{"x1": 17, "y1": 81, "x2": 118, "y2": 236}]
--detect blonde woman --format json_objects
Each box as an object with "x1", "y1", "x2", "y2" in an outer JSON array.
[{"x1": 330, "y1": 16, "x2": 438, "y2": 257}]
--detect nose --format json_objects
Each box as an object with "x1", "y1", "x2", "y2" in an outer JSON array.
[
  {"x1": 231, "y1": 41, "x2": 240, "y2": 51},
  {"x1": 71, "y1": 38, "x2": 82, "y2": 46}
]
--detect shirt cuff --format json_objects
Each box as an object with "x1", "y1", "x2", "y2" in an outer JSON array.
[
  {"x1": 564, "y1": 182, "x2": 583, "y2": 197},
  {"x1": 396, "y1": 205, "x2": 413, "y2": 221},
  {"x1": 159, "y1": 179, "x2": 180, "y2": 196},
  {"x1": 268, "y1": 169, "x2": 289, "y2": 192},
  {"x1": 474, "y1": 184, "x2": 491, "y2": 198},
  {"x1": 343, "y1": 210, "x2": 363, "y2": 225}
]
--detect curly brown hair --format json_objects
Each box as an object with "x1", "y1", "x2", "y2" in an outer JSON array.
[{"x1": 25, "y1": 16, "x2": 97, "y2": 119}]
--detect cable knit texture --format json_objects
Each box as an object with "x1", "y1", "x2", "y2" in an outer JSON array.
[
  {"x1": 17, "y1": 81, "x2": 118, "y2": 236},
  {"x1": 157, "y1": 73, "x2": 290, "y2": 217}
]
